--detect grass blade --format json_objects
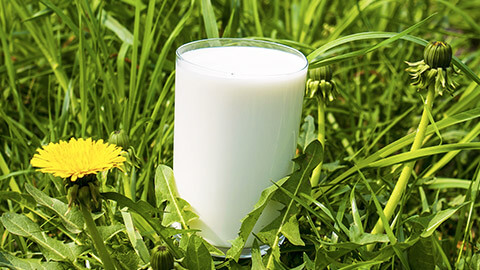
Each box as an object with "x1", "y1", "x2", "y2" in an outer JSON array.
[{"x1": 200, "y1": 0, "x2": 219, "y2": 38}]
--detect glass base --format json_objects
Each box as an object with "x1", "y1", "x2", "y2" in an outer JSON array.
[
  {"x1": 213, "y1": 235, "x2": 285, "y2": 259},
  {"x1": 213, "y1": 244, "x2": 270, "y2": 259},
  {"x1": 172, "y1": 222, "x2": 285, "y2": 259}
]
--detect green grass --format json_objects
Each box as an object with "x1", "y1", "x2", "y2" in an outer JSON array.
[{"x1": 1, "y1": 0, "x2": 480, "y2": 269}]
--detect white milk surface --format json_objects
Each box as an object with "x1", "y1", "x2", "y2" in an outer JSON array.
[{"x1": 174, "y1": 46, "x2": 307, "y2": 248}]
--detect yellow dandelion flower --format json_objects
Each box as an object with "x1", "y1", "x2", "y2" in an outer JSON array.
[{"x1": 31, "y1": 138, "x2": 126, "y2": 181}]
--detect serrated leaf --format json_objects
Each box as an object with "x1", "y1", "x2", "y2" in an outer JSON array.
[
  {"x1": 113, "y1": 250, "x2": 142, "y2": 270},
  {"x1": 226, "y1": 177, "x2": 287, "y2": 261},
  {"x1": 25, "y1": 183, "x2": 83, "y2": 233},
  {"x1": 0, "y1": 212, "x2": 82, "y2": 262},
  {"x1": 262, "y1": 140, "x2": 322, "y2": 267},
  {"x1": 185, "y1": 235, "x2": 214, "y2": 270},
  {"x1": 256, "y1": 214, "x2": 282, "y2": 247},
  {"x1": 163, "y1": 198, "x2": 198, "y2": 227},
  {"x1": 0, "y1": 251, "x2": 63, "y2": 270},
  {"x1": 251, "y1": 240, "x2": 266, "y2": 270},
  {"x1": 298, "y1": 115, "x2": 316, "y2": 151},
  {"x1": 97, "y1": 224, "x2": 125, "y2": 242},
  {"x1": 101, "y1": 192, "x2": 183, "y2": 259},
  {"x1": 0, "y1": 212, "x2": 39, "y2": 237},
  {"x1": 273, "y1": 141, "x2": 322, "y2": 205},
  {"x1": 155, "y1": 164, "x2": 197, "y2": 228},
  {"x1": 280, "y1": 213, "x2": 304, "y2": 246}
]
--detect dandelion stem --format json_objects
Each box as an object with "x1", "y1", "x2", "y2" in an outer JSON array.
[
  {"x1": 80, "y1": 203, "x2": 117, "y2": 270},
  {"x1": 311, "y1": 95, "x2": 325, "y2": 187},
  {"x1": 369, "y1": 85, "x2": 435, "y2": 249}
]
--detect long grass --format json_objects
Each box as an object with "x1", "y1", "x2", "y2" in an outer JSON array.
[{"x1": 1, "y1": 0, "x2": 480, "y2": 269}]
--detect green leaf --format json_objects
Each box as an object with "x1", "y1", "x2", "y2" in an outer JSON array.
[
  {"x1": 420, "y1": 203, "x2": 468, "y2": 237},
  {"x1": 280, "y1": 213, "x2": 305, "y2": 246},
  {"x1": 423, "y1": 178, "x2": 471, "y2": 189},
  {"x1": 200, "y1": 0, "x2": 219, "y2": 38},
  {"x1": 38, "y1": 0, "x2": 79, "y2": 35},
  {"x1": 0, "y1": 212, "x2": 83, "y2": 262},
  {"x1": 1, "y1": 212, "x2": 42, "y2": 238},
  {"x1": 303, "y1": 252, "x2": 315, "y2": 270},
  {"x1": 368, "y1": 143, "x2": 480, "y2": 168},
  {"x1": 0, "y1": 191, "x2": 36, "y2": 209},
  {"x1": 251, "y1": 240, "x2": 266, "y2": 270},
  {"x1": 163, "y1": 198, "x2": 198, "y2": 227},
  {"x1": 0, "y1": 252, "x2": 63, "y2": 270},
  {"x1": 357, "y1": 171, "x2": 397, "y2": 244},
  {"x1": 101, "y1": 192, "x2": 183, "y2": 259},
  {"x1": 408, "y1": 236, "x2": 438, "y2": 270},
  {"x1": 100, "y1": 9, "x2": 134, "y2": 45},
  {"x1": 97, "y1": 224, "x2": 126, "y2": 243},
  {"x1": 113, "y1": 250, "x2": 143, "y2": 270},
  {"x1": 350, "y1": 187, "x2": 363, "y2": 233},
  {"x1": 290, "y1": 262, "x2": 307, "y2": 270},
  {"x1": 262, "y1": 140, "x2": 322, "y2": 267},
  {"x1": 298, "y1": 115, "x2": 316, "y2": 151},
  {"x1": 276, "y1": 187, "x2": 347, "y2": 237},
  {"x1": 256, "y1": 215, "x2": 282, "y2": 256},
  {"x1": 337, "y1": 260, "x2": 383, "y2": 270},
  {"x1": 185, "y1": 235, "x2": 214, "y2": 270},
  {"x1": 273, "y1": 140, "x2": 323, "y2": 205},
  {"x1": 308, "y1": 30, "x2": 428, "y2": 64},
  {"x1": 351, "y1": 233, "x2": 390, "y2": 246},
  {"x1": 121, "y1": 209, "x2": 151, "y2": 263},
  {"x1": 25, "y1": 183, "x2": 84, "y2": 234},
  {"x1": 226, "y1": 177, "x2": 287, "y2": 261},
  {"x1": 155, "y1": 164, "x2": 198, "y2": 227},
  {"x1": 272, "y1": 258, "x2": 288, "y2": 270}
]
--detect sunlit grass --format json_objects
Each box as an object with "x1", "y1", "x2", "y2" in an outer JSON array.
[{"x1": 1, "y1": 0, "x2": 480, "y2": 269}]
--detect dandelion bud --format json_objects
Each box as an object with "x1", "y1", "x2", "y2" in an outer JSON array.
[
  {"x1": 309, "y1": 65, "x2": 332, "y2": 82},
  {"x1": 150, "y1": 245, "x2": 174, "y2": 270},
  {"x1": 423, "y1": 41, "x2": 452, "y2": 69},
  {"x1": 406, "y1": 41, "x2": 459, "y2": 95},
  {"x1": 78, "y1": 185, "x2": 93, "y2": 209},
  {"x1": 67, "y1": 184, "x2": 79, "y2": 208},
  {"x1": 108, "y1": 130, "x2": 130, "y2": 149},
  {"x1": 306, "y1": 65, "x2": 337, "y2": 101},
  {"x1": 88, "y1": 181, "x2": 102, "y2": 211}
]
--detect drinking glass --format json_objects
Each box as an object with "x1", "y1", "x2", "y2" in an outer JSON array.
[{"x1": 174, "y1": 38, "x2": 308, "y2": 252}]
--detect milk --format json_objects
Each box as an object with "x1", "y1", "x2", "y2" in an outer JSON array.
[{"x1": 174, "y1": 41, "x2": 308, "y2": 248}]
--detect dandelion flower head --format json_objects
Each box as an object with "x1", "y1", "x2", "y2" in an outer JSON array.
[{"x1": 31, "y1": 138, "x2": 126, "y2": 181}]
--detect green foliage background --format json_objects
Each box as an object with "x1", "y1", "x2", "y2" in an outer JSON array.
[{"x1": 1, "y1": 0, "x2": 480, "y2": 269}]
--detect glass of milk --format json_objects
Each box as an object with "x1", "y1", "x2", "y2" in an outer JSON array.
[{"x1": 174, "y1": 38, "x2": 308, "y2": 252}]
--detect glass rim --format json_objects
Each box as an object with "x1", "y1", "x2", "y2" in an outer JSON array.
[{"x1": 175, "y1": 38, "x2": 308, "y2": 77}]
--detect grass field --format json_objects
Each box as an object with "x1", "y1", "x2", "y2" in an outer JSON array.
[{"x1": 1, "y1": 0, "x2": 480, "y2": 269}]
